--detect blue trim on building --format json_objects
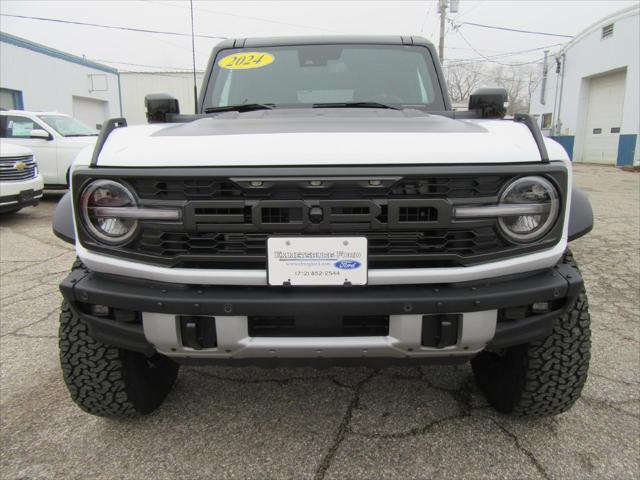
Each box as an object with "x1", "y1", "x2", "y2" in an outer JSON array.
[
  {"x1": 0, "y1": 31, "x2": 118, "y2": 74},
  {"x1": 550, "y1": 135, "x2": 575, "y2": 160},
  {"x1": 617, "y1": 134, "x2": 637, "y2": 166}
]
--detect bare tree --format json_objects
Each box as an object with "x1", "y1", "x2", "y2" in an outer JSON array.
[
  {"x1": 443, "y1": 60, "x2": 543, "y2": 114},
  {"x1": 444, "y1": 62, "x2": 483, "y2": 105},
  {"x1": 484, "y1": 64, "x2": 541, "y2": 114}
]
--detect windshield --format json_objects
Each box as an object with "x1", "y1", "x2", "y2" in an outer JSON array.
[
  {"x1": 38, "y1": 115, "x2": 97, "y2": 137},
  {"x1": 205, "y1": 44, "x2": 445, "y2": 111}
]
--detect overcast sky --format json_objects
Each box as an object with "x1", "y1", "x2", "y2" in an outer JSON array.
[{"x1": 1, "y1": 0, "x2": 638, "y2": 72}]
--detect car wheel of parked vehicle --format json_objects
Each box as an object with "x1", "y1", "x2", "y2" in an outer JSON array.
[
  {"x1": 59, "y1": 260, "x2": 179, "y2": 417},
  {"x1": 471, "y1": 250, "x2": 591, "y2": 417}
]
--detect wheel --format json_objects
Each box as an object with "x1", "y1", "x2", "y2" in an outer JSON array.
[
  {"x1": 58, "y1": 299, "x2": 179, "y2": 418},
  {"x1": 471, "y1": 250, "x2": 591, "y2": 416}
]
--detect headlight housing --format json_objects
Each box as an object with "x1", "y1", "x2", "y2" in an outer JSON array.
[
  {"x1": 80, "y1": 180, "x2": 138, "y2": 245},
  {"x1": 498, "y1": 176, "x2": 559, "y2": 243}
]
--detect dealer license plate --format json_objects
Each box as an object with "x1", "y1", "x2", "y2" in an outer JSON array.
[{"x1": 267, "y1": 237, "x2": 367, "y2": 286}]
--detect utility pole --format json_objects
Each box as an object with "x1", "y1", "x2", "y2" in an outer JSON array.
[
  {"x1": 189, "y1": 0, "x2": 198, "y2": 113},
  {"x1": 438, "y1": 0, "x2": 458, "y2": 61},
  {"x1": 438, "y1": 0, "x2": 447, "y2": 61},
  {"x1": 540, "y1": 50, "x2": 549, "y2": 105}
]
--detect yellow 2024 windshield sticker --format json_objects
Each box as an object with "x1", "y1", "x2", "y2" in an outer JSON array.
[{"x1": 218, "y1": 52, "x2": 274, "y2": 70}]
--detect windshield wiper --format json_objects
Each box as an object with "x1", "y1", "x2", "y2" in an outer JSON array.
[
  {"x1": 204, "y1": 103, "x2": 275, "y2": 114},
  {"x1": 312, "y1": 101, "x2": 401, "y2": 111}
]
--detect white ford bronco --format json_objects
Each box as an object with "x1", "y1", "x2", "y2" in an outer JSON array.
[{"x1": 53, "y1": 36, "x2": 593, "y2": 418}]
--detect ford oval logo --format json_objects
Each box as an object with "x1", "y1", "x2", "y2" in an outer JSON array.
[{"x1": 335, "y1": 260, "x2": 361, "y2": 270}]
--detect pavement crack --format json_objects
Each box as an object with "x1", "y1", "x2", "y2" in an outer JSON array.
[
  {"x1": 191, "y1": 369, "x2": 331, "y2": 386},
  {"x1": 579, "y1": 396, "x2": 640, "y2": 419},
  {"x1": 478, "y1": 415, "x2": 551, "y2": 480},
  {"x1": 590, "y1": 371, "x2": 640, "y2": 387},
  {"x1": 313, "y1": 369, "x2": 378, "y2": 480},
  {"x1": 8, "y1": 332, "x2": 56, "y2": 339},
  {"x1": 0, "y1": 306, "x2": 60, "y2": 338},
  {"x1": 351, "y1": 414, "x2": 467, "y2": 440}
]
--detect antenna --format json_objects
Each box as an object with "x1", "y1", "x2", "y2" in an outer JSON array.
[{"x1": 189, "y1": 0, "x2": 198, "y2": 113}]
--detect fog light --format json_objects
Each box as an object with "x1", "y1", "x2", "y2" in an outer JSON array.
[
  {"x1": 531, "y1": 302, "x2": 550, "y2": 313},
  {"x1": 90, "y1": 304, "x2": 111, "y2": 317},
  {"x1": 369, "y1": 180, "x2": 382, "y2": 186},
  {"x1": 309, "y1": 180, "x2": 323, "y2": 186},
  {"x1": 250, "y1": 180, "x2": 263, "y2": 187}
]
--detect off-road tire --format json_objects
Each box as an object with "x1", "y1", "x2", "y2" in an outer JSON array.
[
  {"x1": 471, "y1": 250, "x2": 591, "y2": 416},
  {"x1": 59, "y1": 291, "x2": 179, "y2": 417}
]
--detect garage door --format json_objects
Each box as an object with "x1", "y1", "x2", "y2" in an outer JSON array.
[
  {"x1": 72, "y1": 96, "x2": 108, "y2": 130},
  {"x1": 582, "y1": 70, "x2": 626, "y2": 164}
]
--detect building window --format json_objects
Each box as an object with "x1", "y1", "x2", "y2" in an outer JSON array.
[
  {"x1": 0, "y1": 88, "x2": 24, "y2": 110},
  {"x1": 611, "y1": 127, "x2": 620, "y2": 133},
  {"x1": 541, "y1": 113, "x2": 553, "y2": 129},
  {"x1": 602, "y1": 23, "x2": 614, "y2": 39},
  {"x1": 593, "y1": 128, "x2": 602, "y2": 134}
]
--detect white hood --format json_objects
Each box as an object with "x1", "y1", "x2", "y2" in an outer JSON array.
[
  {"x1": 0, "y1": 141, "x2": 33, "y2": 158},
  {"x1": 89, "y1": 110, "x2": 566, "y2": 168}
]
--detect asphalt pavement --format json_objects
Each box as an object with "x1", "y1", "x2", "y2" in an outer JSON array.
[{"x1": 1, "y1": 164, "x2": 638, "y2": 479}]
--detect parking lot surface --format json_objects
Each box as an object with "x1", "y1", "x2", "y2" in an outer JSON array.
[{"x1": 1, "y1": 164, "x2": 638, "y2": 480}]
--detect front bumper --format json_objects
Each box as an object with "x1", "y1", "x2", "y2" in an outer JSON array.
[
  {"x1": 60, "y1": 262, "x2": 583, "y2": 364},
  {"x1": 0, "y1": 176, "x2": 44, "y2": 213}
]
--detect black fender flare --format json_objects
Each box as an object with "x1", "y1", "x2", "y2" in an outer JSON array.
[
  {"x1": 53, "y1": 192, "x2": 76, "y2": 244},
  {"x1": 568, "y1": 188, "x2": 594, "y2": 242}
]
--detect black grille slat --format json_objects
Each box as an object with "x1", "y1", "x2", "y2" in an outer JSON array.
[
  {"x1": 134, "y1": 228, "x2": 503, "y2": 265},
  {"x1": 248, "y1": 315, "x2": 389, "y2": 337},
  {"x1": 130, "y1": 176, "x2": 505, "y2": 200}
]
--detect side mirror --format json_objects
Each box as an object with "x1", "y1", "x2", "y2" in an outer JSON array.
[
  {"x1": 468, "y1": 88, "x2": 508, "y2": 118},
  {"x1": 145, "y1": 93, "x2": 180, "y2": 124},
  {"x1": 30, "y1": 129, "x2": 52, "y2": 140}
]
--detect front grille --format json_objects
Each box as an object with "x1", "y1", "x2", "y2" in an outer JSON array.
[
  {"x1": 0, "y1": 156, "x2": 37, "y2": 182},
  {"x1": 134, "y1": 227, "x2": 504, "y2": 268},
  {"x1": 75, "y1": 167, "x2": 566, "y2": 269}
]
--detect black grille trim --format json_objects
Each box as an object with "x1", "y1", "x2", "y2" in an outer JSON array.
[{"x1": 248, "y1": 315, "x2": 390, "y2": 337}]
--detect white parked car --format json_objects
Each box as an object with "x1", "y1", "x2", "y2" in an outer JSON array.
[
  {"x1": 0, "y1": 110, "x2": 98, "y2": 188},
  {"x1": 0, "y1": 142, "x2": 44, "y2": 214}
]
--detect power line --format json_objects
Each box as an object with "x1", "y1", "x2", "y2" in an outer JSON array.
[
  {"x1": 0, "y1": 13, "x2": 227, "y2": 39},
  {"x1": 450, "y1": 24, "x2": 551, "y2": 66},
  {"x1": 418, "y1": 0, "x2": 434, "y2": 33},
  {"x1": 92, "y1": 59, "x2": 193, "y2": 70},
  {"x1": 444, "y1": 42, "x2": 563, "y2": 65},
  {"x1": 144, "y1": 0, "x2": 340, "y2": 33},
  {"x1": 454, "y1": 20, "x2": 573, "y2": 38}
]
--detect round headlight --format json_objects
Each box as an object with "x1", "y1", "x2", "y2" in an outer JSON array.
[
  {"x1": 498, "y1": 176, "x2": 559, "y2": 243},
  {"x1": 80, "y1": 180, "x2": 138, "y2": 245}
]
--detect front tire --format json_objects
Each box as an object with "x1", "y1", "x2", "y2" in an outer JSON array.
[
  {"x1": 471, "y1": 250, "x2": 591, "y2": 416},
  {"x1": 58, "y1": 301, "x2": 179, "y2": 417}
]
